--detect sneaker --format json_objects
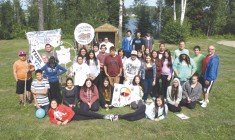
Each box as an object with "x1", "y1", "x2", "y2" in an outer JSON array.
[
  {"x1": 103, "y1": 114, "x2": 114, "y2": 121},
  {"x1": 199, "y1": 99, "x2": 209, "y2": 104},
  {"x1": 112, "y1": 114, "x2": 119, "y2": 121},
  {"x1": 201, "y1": 102, "x2": 207, "y2": 108}
]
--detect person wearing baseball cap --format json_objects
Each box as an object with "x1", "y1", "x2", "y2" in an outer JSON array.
[
  {"x1": 123, "y1": 50, "x2": 141, "y2": 85},
  {"x1": 13, "y1": 50, "x2": 35, "y2": 105}
]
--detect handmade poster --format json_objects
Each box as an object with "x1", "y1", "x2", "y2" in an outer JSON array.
[
  {"x1": 112, "y1": 84, "x2": 142, "y2": 107},
  {"x1": 30, "y1": 48, "x2": 44, "y2": 70},
  {"x1": 56, "y1": 46, "x2": 71, "y2": 64},
  {"x1": 26, "y1": 29, "x2": 62, "y2": 50}
]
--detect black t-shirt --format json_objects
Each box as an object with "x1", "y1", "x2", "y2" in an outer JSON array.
[{"x1": 133, "y1": 38, "x2": 143, "y2": 51}]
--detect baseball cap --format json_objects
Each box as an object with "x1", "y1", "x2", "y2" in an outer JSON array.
[
  {"x1": 131, "y1": 50, "x2": 137, "y2": 55},
  {"x1": 18, "y1": 50, "x2": 26, "y2": 56}
]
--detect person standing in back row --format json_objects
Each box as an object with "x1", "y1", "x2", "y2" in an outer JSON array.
[
  {"x1": 122, "y1": 30, "x2": 133, "y2": 58},
  {"x1": 133, "y1": 31, "x2": 144, "y2": 52},
  {"x1": 142, "y1": 31, "x2": 154, "y2": 51},
  {"x1": 200, "y1": 45, "x2": 219, "y2": 108},
  {"x1": 174, "y1": 40, "x2": 189, "y2": 59}
]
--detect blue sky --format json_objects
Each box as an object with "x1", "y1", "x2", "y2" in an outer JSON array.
[{"x1": 124, "y1": 0, "x2": 157, "y2": 8}]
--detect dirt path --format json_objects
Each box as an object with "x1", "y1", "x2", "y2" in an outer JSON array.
[{"x1": 217, "y1": 40, "x2": 235, "y2": 48}]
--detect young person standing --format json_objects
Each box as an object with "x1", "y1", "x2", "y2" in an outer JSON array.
[
  {"x1": 122, "y1": 30, "x2": 133, "y2": 58},
  {"x1": 31, "y1": 69, "x2": 50, "y2": 113},
  {"x1": 104, "y1": 47, "x2": 123, "y2": 86},
  {"x1": 41, "y1": 56, "x2": 67, "y2": 103},
  {"x1": 13, "y1": 50, "x2": 35, "y2": 105},
  {"x1": 133, "y1": 31, "x2": 144, "y2": 51}
]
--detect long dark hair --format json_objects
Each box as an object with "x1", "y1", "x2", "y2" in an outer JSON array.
[
  {"x1": 162, "y1": 49, "x2": 172, "y2": 68},
  {"x1": 171, "y1": 80, "x2": 179, "y2": 101},
  {"x1": 82, "y1": 78, "x2": 95, "y2": 92},
  {"x1": 48, "y1": 56, "x2": 57, "y2": 68},
  {"x1": 118, "y1": 48, "x2": 125, "y2": 58},
  {"x1": 100, "y1": 77, "x2": 112, "y2": 100},
  {"x1": 132, "y1": 75, "x2": 145, "y2": 92},
  {"x1": 144, "y1": 54, "x2": 153, "y2": 69},
  {"x1": 86, "y1": 50, "x2": 98, "y2": 66},
  {"x1": 179, "y1": 54, "x2": 191, "y2": 65},
  {"x1": 151, "y1": 50, "x2": 159, "y2": 61},
  {"x1": 78, "y1": 47, "x2": 87, "y2": 59},
  {"x1": 155, "y1": 95, "x2": 166, "y2": 115}
]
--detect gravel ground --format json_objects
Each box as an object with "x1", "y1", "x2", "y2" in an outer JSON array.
[{"x1": 217, "y1": 40, "x2": 235, "y2": 48}]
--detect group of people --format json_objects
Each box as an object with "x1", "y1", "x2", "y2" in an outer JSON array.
[{"x1": 13, "y1": 31, "x2": 219, "y2": 125}]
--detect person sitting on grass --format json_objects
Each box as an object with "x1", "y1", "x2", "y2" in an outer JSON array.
[
  {"x1": 48, "y1": 99, "x2": 114, "y2": 125},
  {"x1": 111, "y1": 95, "x2": 168, "y2": 122},
  {"x1": 62, "y1": 78, "x2": 78, "y2": 108},
  {"x1": 80, "y1": 78, "x2": 100, "y2": 112},
  {"x1": 130, "y1": 75, "x2": 144, "y2": 110},
  {"x1": 31, "y1": 69, "x2": 50, "y2": 114},
  {"x1": 166, "y1": 78, "x2": 182, "y2": 112},
  {"x1": 98, "y1": 77, "x2": 113, "y2": 110},
  {"x1": 180, "y1": 75, "x2": 202, "y2": 109}
]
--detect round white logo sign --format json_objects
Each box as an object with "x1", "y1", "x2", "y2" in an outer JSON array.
[{"x1": 74, "y1": 23, "x2": 95, "y2": 45}]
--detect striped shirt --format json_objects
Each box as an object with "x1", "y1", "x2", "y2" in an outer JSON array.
[{"x1": 31, "y1": 79, "x2": 50, "y2": 106}]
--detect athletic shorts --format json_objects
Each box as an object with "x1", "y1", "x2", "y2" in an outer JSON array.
[
  {"x1": 16, "y1": 78, "x2": 32, "y2": 94},
  {"x1": 203, "y1": 80, "x2": 214, "y2": 94}
]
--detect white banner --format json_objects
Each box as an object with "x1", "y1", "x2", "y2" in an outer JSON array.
[
  {"x1": 30, "y1": 49, "x2": 44, "y2": 70},
  {"x1": 26, "y1": 29, "x2": 62, "y2": 50},
  {"x1": 112, "y1": 84, "x2": 142, "y2": 107}
]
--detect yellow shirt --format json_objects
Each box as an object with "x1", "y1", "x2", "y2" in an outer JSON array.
[{"x1": 13, "y1": 60, "x2": 33, "y2": 80}]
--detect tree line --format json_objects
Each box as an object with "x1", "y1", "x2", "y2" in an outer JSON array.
[{"x1": 0, "y1": 0, "x2": 234, "y2": 43}]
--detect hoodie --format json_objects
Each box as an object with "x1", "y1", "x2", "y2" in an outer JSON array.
[{"x1": 166, "y1": 78, "x2": 182, "y2": 105}]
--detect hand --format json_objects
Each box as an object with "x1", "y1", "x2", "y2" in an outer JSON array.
[
  {"x1": 88, "y1": 103, "x2": 91, "y2": 109},
  {"x1": 167, "y1": 77, "x2": 171, "y2": 81},
  {"x1": 124, "y1": 75, "x2": 127, "y2": 80},
  {"x1": 36, "y1": 104, "x2": 40, "y2": 109},
  {"x1": 175, "y1": 103, "x2": 179, "y2": 107},
  {"x1": 106, "y1": 74, "x2": 110, "y2": 77},
  {"x1": 187, "y1": 98, "x2": 191, "y2": 103},
  {"x1": 154, "y1": 118, "x2": 160, "y2": 122},
  {"x1": 100, "y1": 63, "x2": 104, "y2": 68},
  {"x1": 62, "y1": 120, "x2": 69, "y2": 125},
  {"x1": 152, "y1": 81, "x2": 156, "y2": 86},
  {"x1": 205, "y1": 80, "x2": 209, "y2": 85},
  {"x1": 118, "y1": 73, "x2": 122, "y2": 77},
  {"x1": 69, "y1": 104, "x2": 73, "y2": 108},
  {"x1": 57, "y1": 121, "x2": 62, "y2": 125}
]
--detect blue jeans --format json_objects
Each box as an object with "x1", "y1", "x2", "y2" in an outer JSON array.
[{"x1": 143, "y1": 78, "x2": 153, "y2": 100}]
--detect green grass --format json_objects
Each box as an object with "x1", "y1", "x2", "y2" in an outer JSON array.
[{"x1": 0, "y1": 38, "x2": 235, "y2": 140}]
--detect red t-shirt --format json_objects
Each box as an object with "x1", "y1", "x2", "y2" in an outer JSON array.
[
  {"x1": 202, "y1": 55, "x2": 212, "y2": 74},
  {"x1": 104, "y1": 55, "x2": 123, "y2": 77}
]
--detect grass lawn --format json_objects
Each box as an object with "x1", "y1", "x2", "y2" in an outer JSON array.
[{"x1": 0, "y1": 38, "x2": 235, "y2": 140}]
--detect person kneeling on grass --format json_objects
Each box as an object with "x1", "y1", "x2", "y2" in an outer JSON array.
[
  {"x1": 48, "y1": 99, "x2": 114, "y2": 125},
  {"x1": 111, "y1": 95, "x2": 168, "y2": 122},
  {"x1": 180, "y1": 75, "x2": 202, "y2": 109},
  {"x1": 31, "y1": 69, "x2": 50, "y2": 113},
  {"x1": 166, "y1": 78, "x2": 182, "y2": 112}
]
